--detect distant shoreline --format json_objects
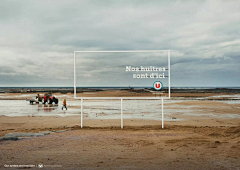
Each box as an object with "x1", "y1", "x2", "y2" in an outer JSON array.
[
  {"x1": 0, "y1": 87, "x2": 240, "y2": 94},
  {"x1": 0, "y1": 86, "x2": 240, "y2": 89}
]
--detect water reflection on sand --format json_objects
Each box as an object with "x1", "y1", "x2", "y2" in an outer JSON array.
[{"x1": 0, "y1": 99, "x2": 239, "y2": 120}]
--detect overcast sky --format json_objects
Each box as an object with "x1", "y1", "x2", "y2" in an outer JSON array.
[{"x1": 0, "y1": 0, "x2": 239, "y2": 87}]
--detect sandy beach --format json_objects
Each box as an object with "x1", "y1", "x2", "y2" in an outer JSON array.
[{"x1": 0, "y1": 91, "x2": 240, "y2": 169}]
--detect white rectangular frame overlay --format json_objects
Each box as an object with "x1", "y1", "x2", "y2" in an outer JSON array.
[
  {"x1": 74, "y1": 50, "x2": 170, "y2": 99},
  {"x1": 73, "y1": 50, "x2": 170, "y2": 129}
]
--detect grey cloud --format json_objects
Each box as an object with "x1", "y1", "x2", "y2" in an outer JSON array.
[
  {"x1": 0, "y1": 66, "x2": 16, "y2": 74},
  {"x1": 0, "y1": 0, "x2": 239, "y2": 87}
]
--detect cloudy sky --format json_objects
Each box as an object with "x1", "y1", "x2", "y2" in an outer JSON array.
[{"x1": 0, "y1": 0, "x2": 239, "y2": 87}]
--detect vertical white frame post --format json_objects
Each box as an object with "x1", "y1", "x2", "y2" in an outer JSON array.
[
  {"x1": 121, "y1": 98, "x2": 123, "y2": 129},
  {"x1": 162, "y1": 98, "x2": 164, "y2": 129},
  {"x1": 168, "y1": 51, "x2": 170, "y2": 98},
  {"x1": 81, "y1": 98, "x2": 83, "y2": 128},
  {"x1": 74, "y1": 52, "x2": 77, "y2": 98}
]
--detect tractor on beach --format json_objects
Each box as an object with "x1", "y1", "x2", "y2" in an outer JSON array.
[{"x1": 29, "y1": 93, "x2": 58, "y2": 105}]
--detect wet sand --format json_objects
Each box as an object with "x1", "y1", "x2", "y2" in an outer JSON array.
[{"x1": 0, "y1": 92, "x2": 240, "y2": 169}]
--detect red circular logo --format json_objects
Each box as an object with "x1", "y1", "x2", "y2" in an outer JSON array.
[{"x1": 153, "y1": 81, "x2": 163, "y2": 90}]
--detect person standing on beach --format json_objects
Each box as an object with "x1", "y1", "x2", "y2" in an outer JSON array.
[{"x1": 62, "y1": 99, "x2": 67, "y2": 110}]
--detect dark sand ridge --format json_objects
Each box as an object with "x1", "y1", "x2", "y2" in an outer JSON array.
[{"x1": 1, "y1": 91, "x2": 240, "y2": 100}]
